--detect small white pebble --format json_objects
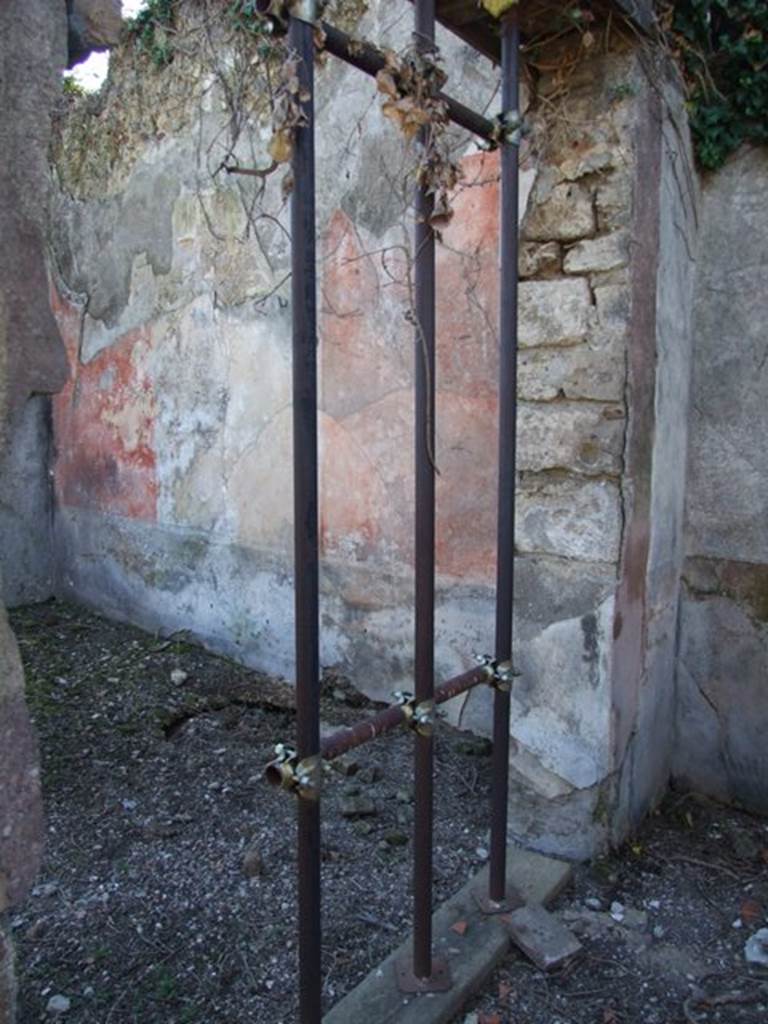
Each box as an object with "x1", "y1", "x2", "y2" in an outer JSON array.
[{"x1": 46, "y1": 994, "x2": 71, "y2": 1016}]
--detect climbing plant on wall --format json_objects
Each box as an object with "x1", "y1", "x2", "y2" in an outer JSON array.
[{"x1": 664, "y1": 0, "x2": 768, "y2": 169}]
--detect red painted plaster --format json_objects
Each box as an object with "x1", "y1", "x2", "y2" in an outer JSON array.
[
  {"x1": 51, "y1": 288, "x2": 158, "y2": 521},
  {"x1": 319, "y1": 153, "x2": 502, "y2": 581}
]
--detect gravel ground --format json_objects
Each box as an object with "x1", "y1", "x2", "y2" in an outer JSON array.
[
  {"x1": 9, "y1": 600, "x2": 768, "y2": 1024},
  {"x1": 10, "y1": 600, "x2": 494, "y2": 1023}
]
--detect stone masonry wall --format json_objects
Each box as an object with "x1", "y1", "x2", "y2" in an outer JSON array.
[
  {"x1": 48, "y1": 3, "x2": 695, "y2": 857},
  {"x1": 1, "y1": 5, "x2": 120, "y2": 1020},
  {"x1": 1, "y1": 7, "x2": 68, "y2": 1017},
  {"x1": 675, "y1": 146, "x2": 768, "y2": 815}
]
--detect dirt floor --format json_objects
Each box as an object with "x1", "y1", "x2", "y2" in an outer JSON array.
[{"x1": 9, "y1": 600, "x2": 768, "y2": 1024}]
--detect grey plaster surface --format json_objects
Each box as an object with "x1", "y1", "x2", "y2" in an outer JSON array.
[
  {"x1": 685, "y1": 147, "x2": 768, "y2": 565},
  {"x1": 676, "y1": 145, "x2": 768, "y2": 811},
  {"x1": 0, "y1": 398, "x2": 55, "y2": 606}
]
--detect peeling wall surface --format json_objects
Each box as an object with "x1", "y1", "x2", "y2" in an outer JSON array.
[
  {"x1": 48, "y1": 3, "x2": 702, "y2": 857},
  {"x1": 676, "y1": 146, "x2": 768, "y2": 815},
  {"x1": 0, "y1": 0, "x2": 69, "y2": 605}
]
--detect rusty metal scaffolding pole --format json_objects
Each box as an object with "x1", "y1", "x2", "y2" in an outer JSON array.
[
  {"x1": 319, "y1": 665, "x2": 490, "y2": 763},
  {"x1": 320, "y1": 21, "x2": 497, "y2": 143},
  {"x1": 489, "y1": 9, "x2": 520, "y2": 908},
  {"x1": 412, "y1": 0, "x2": 439, "y2": 986},
  {"x1": 289, "y1": 7, "x2": 322, "y2": 1023}
]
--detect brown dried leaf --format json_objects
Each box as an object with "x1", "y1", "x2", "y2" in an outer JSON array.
[
  {"x1": 268, "y1": 129, "x2": 293, "y2": 164},
  {"x1": 375, "y1": 69, "x2": 399, "y2": 99},
  {"x1": 450, "y1": 919, "x2": 468, "y2": 936},
  {"x1": 740, "y1": 898, "x2": 763, "y2": 926}
]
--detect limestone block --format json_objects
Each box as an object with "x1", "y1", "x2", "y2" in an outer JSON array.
[
  {"x1": 523, "y1": 182, "x2": 595, "y2": 242},
  {"x1": 564, "y1": 231, "x2": 630, "y2": 274},
  {"x1": 593, "y1": 283, "x2": 631, "y2": 334},
  {"x1": 559, "y1": 143, "x2": 616, "y2": 182},
  {"x1": 519, "y1": 279, "x2": 592, "y2": 348},
  {"x1": 518, "y1": 335, "x2": 625, "y2": 402},
  {"x1": 511, "y1": 596, "x2": 615, "y2": 792},
  {"x1": 596, "y1": 173, "x2": 633, "y2": 231},
  {"x1": 517, "y1": 476, "x2": 621, "y2": 563},
  {"x1": 518, "y1": 401, "x2": 625, "y2": 476},
  {"x1": 520, "y1": 242, "x2": 561, "y2": 279}
]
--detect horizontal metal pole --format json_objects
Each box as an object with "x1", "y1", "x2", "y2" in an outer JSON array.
[
  {"x1": 320, "y1": 22, "x2": 497, "y2": 144},
  {"x1": 319, "y1": 664, "x2": 491, "y2": 762}
]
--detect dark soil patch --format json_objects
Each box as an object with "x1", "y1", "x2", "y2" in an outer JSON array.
[
  {"x1": 463, "y1": 799, "x2": 768, "y2": 1024},
  {"x1": 9, "y1": 600, "x2": 494, "y2": 1023}
]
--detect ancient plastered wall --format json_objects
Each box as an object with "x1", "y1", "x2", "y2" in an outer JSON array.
[
  {"x1": 676, "y1": 146, "x2": 768, "y2": 814},
  {"x1": 50, "y1": 4, "x2": 680, "y2": 856},
  {"x1": 0, "y1": 0, "x2": 70, "y2": 605}
]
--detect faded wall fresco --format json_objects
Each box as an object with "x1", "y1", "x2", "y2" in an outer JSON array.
[
  {"x1": 676, "y1": 146, "x2": 768, "y2": 815},
  {"x1": 49, "y1": 3, "x2": 696, "y2": 857}
]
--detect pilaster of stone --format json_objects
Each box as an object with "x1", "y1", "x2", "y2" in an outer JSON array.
[{"x1": 611, "y1": 62, "x2": 699, "y2": 840}]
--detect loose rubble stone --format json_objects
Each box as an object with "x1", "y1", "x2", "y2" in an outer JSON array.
[
  {"x1": 358, "y1": 766, "x2": 382, "y2": 784},
  {"x1": 564, "y1": 231, "x2": 629, "y2": 274},
  {"x1": 241, "y1": 843, "x2": 263, "y2": 878},
  {"x1": 395, "y1": 806, "x2": 413, "y2": 827},
  {"x1": 622, "y1": 907, "x2": 648, "y2": 930},
  {"x1": 331, "y1": 758, "x2": 359, "y2": 777},
  {"x1": 46, "y1": 994, "x2": 71, "y2": 1015},
  {"x1": 340, "y1": 797, "x2": 377, "y2": 819},
  {"x1": 523, "y1": 182, "x2": 595, "y2": 241},
  {"x1": 745, "y1": 928, "x2": 768, "y2": 966},
  {"x1": 519, "y1": 279, "x2": 591, "y2": 348},
  {"x1": 507, "y1": 904, "x2": 582, "y2": 971},
  {"x1": 455, "y1": 736, "x2": 492, "y2": 757},
  {"x1": 383, "y1": 829, "x2": 409, "y2": 847},
  {"x1": 170, "y1": 668, "x2": 188, "y2": 686}
]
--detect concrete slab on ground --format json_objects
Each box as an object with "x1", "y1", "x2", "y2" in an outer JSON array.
[
  {"x1": 507, "y1": 903, "x2": 582, "y2": 971},
  {"x1": 323, "y1": 846, "x2": 572, "y2": 1024}
]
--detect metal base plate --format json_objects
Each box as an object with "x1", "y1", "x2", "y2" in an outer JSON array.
[
  {"x1": 472, "y1": 884, "x2": 525, "y2": 915},
  {"x1": 395, "y1": 955, "x2": 452, "y2": 993}
]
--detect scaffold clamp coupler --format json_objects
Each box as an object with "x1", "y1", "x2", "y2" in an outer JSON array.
[
  {"x1": 493, "y1": 109, "x2": 523, "y2": 147},
  {"x1": 392, "y1": 690, "x2": 435, "y2": 736},
  {"x1": 266, "y1": 743, "x2": 322, "y2": 799}
]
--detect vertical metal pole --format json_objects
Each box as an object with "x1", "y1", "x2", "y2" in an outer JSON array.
[
  {"x1": 289, "y1": 9, "x2": 322, "y2": 1023},
  {"x1": 489, "y1": 9, "x2": 520, "y2": 906},
  {"x1": 413, "y1": 0, "x2": 437, "y2": 983}
]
